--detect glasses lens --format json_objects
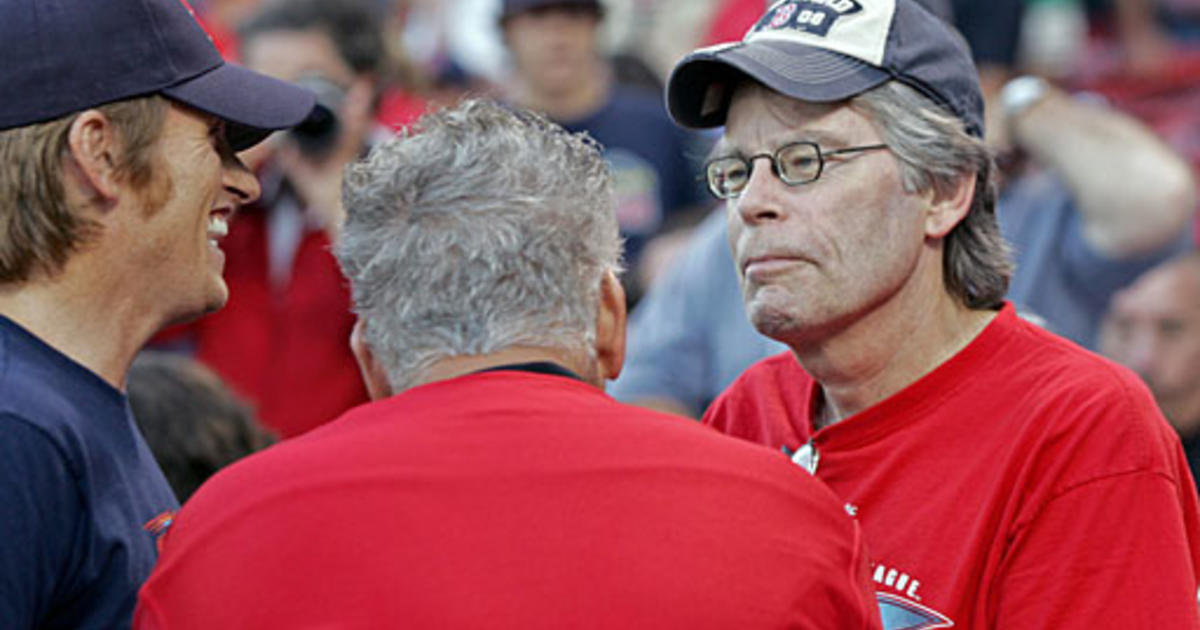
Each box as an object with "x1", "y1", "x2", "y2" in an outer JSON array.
[
  {"x1": 706, "y1": 157, "x2": 749, "y2": 198},
  {"x1": 777, "y1": 143, "x2": 821, "y2": 184}
]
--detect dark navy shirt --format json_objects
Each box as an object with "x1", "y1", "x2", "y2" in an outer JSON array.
[
  {"x1": 558, "y1": 86, "x2": 708, "y2": 267},
  {"x1": 0, "y1": 316, "x2": 178, "y2": 629}
]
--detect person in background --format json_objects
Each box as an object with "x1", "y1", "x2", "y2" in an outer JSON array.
[
  {"x1": 668, "y1": 0, "x2": 1200, "y2": 625},
  {"x1": 499, "y1": 0, "x2": 710, "y2": 304},
  {"x1": 134, "y1": 99, "x2": 883, "y2": 630},
  {"x1": 128, "y1": 352, "x2": 276, "y2": 503},
  {"x1": 995, "y1": 73, "x2": 1195, "y2": 347},
  {"x1": 0, "y1": 0, "x2": 314, "y2": 626},
  {"x1": 1100, "y1": 252, "x2": 1200, "y2": 484},
  {"x1": 159, "y1": 0, "x2": 395, "y2": 439}
]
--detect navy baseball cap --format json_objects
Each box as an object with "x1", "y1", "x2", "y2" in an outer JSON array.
[
  {"x1": 666, "y1": 0, "x2": 984, "y2": 137},
  {"x1": 499, "y1": 0, "x2": 604, "y2": 22},
  {"x1": 0, "y1": 0, "x2": 319, "y2": 151}
]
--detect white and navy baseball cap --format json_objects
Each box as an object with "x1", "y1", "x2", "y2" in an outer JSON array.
[
  {"x1": 0, "y1": 0, "x2": 319, "y2": 151},
  {"x1": 666, "y1": 0, "x2": 984, "y2": 137}
]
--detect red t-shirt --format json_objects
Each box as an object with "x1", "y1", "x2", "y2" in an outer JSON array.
[
  {"x1": 136, "y1": 370, "x2": 882, "y2": 629},
  {"x1": 705, "y1": 303, "x2": 1200, "y2": 628}
]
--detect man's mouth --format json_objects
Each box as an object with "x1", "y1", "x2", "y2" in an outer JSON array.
[{"x1": 207, "y1": 210, "x2": 230, "y2": 248}]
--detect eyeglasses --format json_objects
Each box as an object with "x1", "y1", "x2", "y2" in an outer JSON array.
[{"x1": 704, "y1": 141, "x2": 890, "y2": 199}]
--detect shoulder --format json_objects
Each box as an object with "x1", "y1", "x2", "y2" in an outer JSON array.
[
  {"x1": 988, "y1": 314, "x2": 1181, "y2": 480},
  {"x1": 0, "y1": 412, "x2": 80, "y2": 486},
  {"x1": 603, "y1": 399, "x2": 856, "y2": 530},
  {"x1": 703, "y1": 351, "x2": 809, "y2": 438},
  {"x1": 708, "y1": 352, "x2": 808, "y2": 413}
]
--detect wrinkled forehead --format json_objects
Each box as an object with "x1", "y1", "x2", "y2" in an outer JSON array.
[{"x1": 717, "y1": 81, "x2": 873, "y2": 151}]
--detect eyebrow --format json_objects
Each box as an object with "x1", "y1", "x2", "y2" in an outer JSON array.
[{"x1": 708, "y1": 128, "x2": 853, "y2": 162}]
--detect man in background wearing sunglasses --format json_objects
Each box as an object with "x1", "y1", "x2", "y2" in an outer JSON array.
[{"x1": 668, "y1": 0, "x2": 1200, "y2": 627}]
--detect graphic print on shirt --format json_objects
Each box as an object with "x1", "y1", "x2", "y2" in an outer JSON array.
[
  {"x1": 873, "y1": 563, "x2": 953, "y2": 629},
  {"x1": 877, "y1": 593, "x2": 954, "y2": 630},
  {"x1": 607, "y1": 148, "x2": 664, "y2": 237},
  {"x1": 144, "y1": 510, "x2": 177, "y2": 553}
]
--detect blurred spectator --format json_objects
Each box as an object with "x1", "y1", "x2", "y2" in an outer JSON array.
[
  {"x1": 134, "y1": 99, "x2": 883, "y2": 630},
  {"x1": 1100, "y1": 252, "x2": 1200, "y2": 482},
  {"x1": 156, "y1": 0, "x2": 397, "y2": 438},
  {"x1": 128, "y1": 352, "x2": 276, "y2": 503},
  {"x1": 499, "y1": 0, "x2": 710, "y2": 304},
  {"x1": 1078, "y1": 0, "x2": 1200, "y2": 76},
  {"x1": 998, "y1": 76, "x2": 1196, "y2": 347},
  {"x1": 1065, "y1": 1, "x2": 1200, "y2": 209},
  {"x1": 604, "y1": 0, "x2": 727, "y2": 82},
  {"x1": 1019, "y1": 0, "x2": 1090, "y2": 79},
  {"x1": 611, "y1": 72, "x2": 1194, "y2": 419}
]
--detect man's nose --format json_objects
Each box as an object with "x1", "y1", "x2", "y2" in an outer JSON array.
[
  {"x1": 736, "y1": 156, "x2": 784, "y2": 225},
  {"x1": 223, "y1": 157, "x2": 262, "y2": 206}
]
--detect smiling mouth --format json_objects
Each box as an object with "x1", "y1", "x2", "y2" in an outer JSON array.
[{"x1": 206, "y1": 209, "x2": 231, "y2": 248}]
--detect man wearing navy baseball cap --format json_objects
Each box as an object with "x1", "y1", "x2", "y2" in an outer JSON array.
[
  {"x1": 676, "y1": 1, "x2": 1200, "y2": 627},
  {"x1": 0, "y1": 0, "x2": 317, "y2": 627}
]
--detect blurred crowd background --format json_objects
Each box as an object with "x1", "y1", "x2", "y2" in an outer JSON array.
[{"x1": 133, "y1": 0, "x2": 1200, "y2": 501}]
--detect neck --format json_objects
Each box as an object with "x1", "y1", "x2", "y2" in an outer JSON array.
[
  {"x1": 0, "y1": 258, "x2": 166, "y2": 391},
  {"x1": 513, "y1": 61, "x2": 610, "y2": 123},
  {"x1": 416, "y1": 346, "x2": 601, "y2": 389},
  {"x1": 793, "y1": 262, "x2": 998, "y2": 426}
]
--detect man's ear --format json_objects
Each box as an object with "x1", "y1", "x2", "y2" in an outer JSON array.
[
  {"x1": 350, "y1": 317, "x2": 393, "y2": 400},
  {"x1": 65, "y1": 110, "x2": 124, "y2": 202},
  {"x1": 925, "y1": 172, "x2": 977, "y2": 239},
  {"x1": 594, "y1": 270, "x2": 627, "y2": 382}
]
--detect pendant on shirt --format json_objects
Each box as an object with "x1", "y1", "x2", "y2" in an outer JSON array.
[{"x1": 790, "y1": 440, "x2": 820, "y2": 475}]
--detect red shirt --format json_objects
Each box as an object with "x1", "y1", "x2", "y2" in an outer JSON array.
[
  {"x1": 705, "y1": 304, "x2": 1200, "y2": 629},
  {"x1": 136, "y1": 370, "x2": 882, "y2": 630}
]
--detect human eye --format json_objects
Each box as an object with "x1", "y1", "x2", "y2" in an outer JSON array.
[
  {"x1": 707, "y1": 157, "x2": 749, "y2": 198},
  {"x1": 207, "y1": 120, "x2": 239, "y2": 160},
  {"x1": 1158, "y1": 318, "x2": 1186, "y2": 340},
  {"x1": 778, "y1": 144, "x2": 819, "y2": 180}
]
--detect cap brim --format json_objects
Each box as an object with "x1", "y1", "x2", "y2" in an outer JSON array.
[
  {"x1": 162, "y1": 62, "x2": 319, "y2": 151},
  {"x1": 667, "y1": 39, "x2": 891, "y2": 129}
]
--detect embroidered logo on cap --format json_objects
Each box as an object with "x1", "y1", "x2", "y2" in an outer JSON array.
[{"x1": 755, "y1": 0, "x2": 864, "y2": 37}]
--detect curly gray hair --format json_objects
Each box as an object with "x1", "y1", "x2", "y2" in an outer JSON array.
[
  {"x1": 850, "y1": 81, "x2": 1013, "y2": 309},
  {"x1": 335, "y1": 99, "x2": 621, "y2": 391}
]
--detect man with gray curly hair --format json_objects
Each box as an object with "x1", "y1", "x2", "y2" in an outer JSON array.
[
  {"x1": 670, "y1": 0, "x2": 1200, "y2": 628},
  {"x1": 134, "y1": 99, "x2": 885, "y2": 629}
]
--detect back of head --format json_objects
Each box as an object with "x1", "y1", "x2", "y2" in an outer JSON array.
[{"x1": 336, "y1": 99, "x2": 621, "y2": 391}]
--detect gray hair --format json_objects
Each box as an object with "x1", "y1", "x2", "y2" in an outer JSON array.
[
  {"x1": 335, "y1": 99, "x2": 621, "y2": 391},
  {"x1": 850, "y1": 81, "x2": 1013, "y2": 309}
]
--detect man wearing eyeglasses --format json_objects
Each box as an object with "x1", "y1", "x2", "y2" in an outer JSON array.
[{"x1": 666, "y1": 0, "x2": 1200, "y2": 627}]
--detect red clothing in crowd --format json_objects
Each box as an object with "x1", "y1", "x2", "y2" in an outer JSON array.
[
  {"x1": 703, "y1": 0, "x2": 764, "y2": 45},
  {"x1": 136, "y1": 369, "x2": 883, "y2": 630},
  {"x1": 705, "y1": 303, "x2": 1200, "y2": 629},
  {"x1": 187, "y1": 207, "x2": 367, "y2": 438}
]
